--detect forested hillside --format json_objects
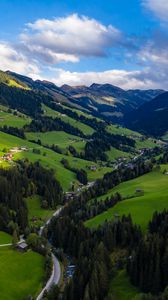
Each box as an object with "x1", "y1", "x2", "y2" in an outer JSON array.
[{"x1": 0, "y1": 69, "x2": 167, "y2": 300}]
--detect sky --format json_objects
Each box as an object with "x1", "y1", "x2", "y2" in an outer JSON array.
[{"x1": 0, "y1": 0, "x2": 168, "y2": 89}]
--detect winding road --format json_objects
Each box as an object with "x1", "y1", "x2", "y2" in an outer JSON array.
[{"x1": 36, "y1": 207, "x2": 63, "y2": 300}]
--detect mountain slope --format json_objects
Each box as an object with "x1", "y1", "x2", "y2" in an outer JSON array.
[
  {"x1": 4, "y1": 71, "x2": 164, "y2": 121},
  {"x1": 61, "y1": 83, "x2": 164, "y2": 121},
  {"x1": 124, "y1": 92, "x2": 168, "y2": 136}
]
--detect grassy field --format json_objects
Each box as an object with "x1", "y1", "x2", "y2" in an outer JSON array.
[
  {"x1": 107, "y1": 124, "x2": 141, "y2": 137},
  {"x1": 107, "y1": 147, "x2": 131, "y2": 161},
  {"x1": 0, "y1": 232, "x2": 12, "y2": 245},
  {"x1": 85, "y1": 166, "x2": 168, "y2": 230},
  {"x1": 0, "y1": 131, "x2": 111, "y2": 190},
  {"x1": 26, "y1": 195, "x2": 54, "y2": 226},
  {"x1": 43, "y1": 104, "x2": 95, "y2": 135},
  {"x1": 0, "y1": 109, "x2": 31, "y2": 128},
  {"x1": 107, "y1": 124, "x2": 156, "y2": 150},
  {"x1": 0, "y1": 247, "x2": 45, "y2": 300},
  {"x1": 109, "y1": 270, "x2": 139, "y2": 300},
  {"x1": 26, "y1": 131, "x2": 86, "y2": 152}
]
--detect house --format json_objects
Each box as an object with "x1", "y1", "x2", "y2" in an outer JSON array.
[
  {"x1": 136, "y1": 188, "x2": 144, "y2": 194},
  {"x1": 10, "y1": 147, "x2": 19, "y2": 153},
  {"x1": 20, "y1": 146, "x2": 28, "y2": 151},
  {"x1": 17, "y1": 242, "x2": 28, "y2": 252},
  {"x1": 65, "y1": 192, "x2": 75, "y2": 201},
  {"x1": 3, "y1": 153, "x2": 13, "y2": 161},
  {"x1": 90, "y1": 165, "x2": 97, "y2": 171}
]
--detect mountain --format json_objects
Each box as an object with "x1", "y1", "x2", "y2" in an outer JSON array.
[
  {"x1": 1, "y1": 70, "x2": 164, "y2": 124},
  {"x1": 61, "y1": 83, "x2": 164, "y2": 121},
  {"x1": 124, "y1": 92, "x2": 168, "y2": 137}
]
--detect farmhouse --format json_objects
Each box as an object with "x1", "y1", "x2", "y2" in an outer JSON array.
[
  {"x1": 136, "y1": 188, "x2": 144, "y2": 195},
  {"x1": 90, "y1": 165, "x2": 97, "y2": 171},
  {"x1": 65, "y1": 192, "x2": 75, "y2": 201},
  {"x1": 17, "y1": 242, "x2": 28, "y2": 252},
  {"x1": 2, "y1": 153, "x2": 13, "y2": 161},
  {"x1": 20, "y1": 146, "x2": 28, "y2": 151}
]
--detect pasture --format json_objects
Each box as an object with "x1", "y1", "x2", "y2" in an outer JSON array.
[
  {"x1": 85, "y1": 166, "x2": 168, "y2": 230},
  {"x1": 0, "y1": 232, "x2": 12, "y2": 245},
  {"x1": 0, "y1": 247, "x2": 45, "y2": 300},
  {"x1": 43, "y1": 104, "x2": 95, "y2": 135},
  {"x1": 26, "y1": 131, "x2": 86, "y2": 152}
]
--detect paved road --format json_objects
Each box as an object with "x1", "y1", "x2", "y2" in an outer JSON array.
[
  {"x1": 36, "y1": 253, "x2": 61, "y2": 300},
  {"x1": 0, "y1": 243, "x2": 12, "y2": 247},
  {"x1": 39, "y1": 207, "x2": 63, "y2": 237},
  {"x1": 36, "y1": 207, "x2": 63, "y2": 300},
  {"x1": 0, "y1": 237, "x2": 25, "y2": 248}
]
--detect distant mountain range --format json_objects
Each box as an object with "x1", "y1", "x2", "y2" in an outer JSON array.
[
  {"x1": 0, "y1": 70, "x2": 167, "y2": 137},
  {"x1": 124, "y1": 92, "x2": 168, "y2": 137},
  {"x1": 61, "y1": 83, "x2": 164, "y2": 121},
  {"x1": 6, "y1": 71, "x2": 164, "y2": 122}
]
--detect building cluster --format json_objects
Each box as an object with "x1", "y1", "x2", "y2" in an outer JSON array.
[{"x1": 0, "y1": 146, "x2": 28, "y2": 162}]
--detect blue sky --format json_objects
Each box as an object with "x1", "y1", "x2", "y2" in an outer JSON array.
[{"x1": 0, "y1": 0, "x2": 167, "y2": 89}]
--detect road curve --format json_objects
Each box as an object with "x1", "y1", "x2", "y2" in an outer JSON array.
[
  {"x1": 36, "y1": 253, "x2": 61, "y2": 300},
  {"x1": 36, "y1": 207, "x2": 63, "y2": 300}
]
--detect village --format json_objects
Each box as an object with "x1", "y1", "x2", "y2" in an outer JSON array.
[{"x1": 0, "y1": 146, "x2": 28, "y2": 163}]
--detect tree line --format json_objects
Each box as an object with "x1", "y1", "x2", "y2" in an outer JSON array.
[{"x1": 0, "y1": 160, "x2": 63, "y2": 235}]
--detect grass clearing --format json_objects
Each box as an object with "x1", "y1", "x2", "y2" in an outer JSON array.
[
  {"x1": 26, "y1": 195, "x2": 54, "y2": 226},
  {"x1": 109, "y1": 270, "x2": 139, "y2": 300},
  {"x1": 0, "y1": 131, "x2": 111, "y2": 190},
  {"x1": 0, "y1": 232, "x2": 12, "y2": 245},
  {"x1": 85, "y1": 166, "x2": 168, "y2": 230},
  {"x1": 107, "y1": 147, "x2": 131, "y2": 161},
  {"x1": 0, "y1": 110, "x2": 31, "y2": 128},
  {"x1": 0, "y1": 247, "x2": 45, "y2": 300},
  {"x1": 107, "y1": 124, "x2": 156, "y2": 150},
  {"x1": 43, "y1": 104, "x2": 94, "y2": 135},
  {"x1": 26, "y1": 131, "x2": 86, "y2": 152}
]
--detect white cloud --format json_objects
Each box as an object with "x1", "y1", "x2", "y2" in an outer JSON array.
[
  {"x1": 143, "y1": 0, "x2": 168, "y2": 21},
  {"x1": 0, "y1": 13, "x2": 168, "y2": 90},
  {"x1": 0, "y1": 42, "x2": 40, "y2": 79},
  {"x1": 48, "y1": 68, "x2": 159, "y2": 90},
  {"x1": 20, "y1": 14, "x2": 122, "y2": 63}
]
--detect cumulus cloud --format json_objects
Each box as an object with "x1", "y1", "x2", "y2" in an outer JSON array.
[
  {"x1": 0, "y1": 13, "x2": 168, "y2": 90},
  {"x1": 143, "y1": 0, "x2": 168, "y2": 21},
  {"x1": 49, "y1": 68, "x2": 163, "y2": 90},
  {"x1": 19, "y1": 14, "x2": 123, "y2": 63},
  {"x1": 0, "y1": 42, "x2": 40, "y2": 79}
]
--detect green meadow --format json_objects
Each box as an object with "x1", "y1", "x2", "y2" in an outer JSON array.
[
  {"x1": 0, "y1": 247, "x2": 45, "y2": 300},
  {"x1": 0, "y1": 131, "x2": 111, "y2": 190},
  {"x1": 0, "y1": 232, "x2": 12, "y2": 245},
  {"x1": 107, "y1": 147, "x2": 131, "y2": 161},
  {"x1": 43, "y1": 104, "x2": 94, "y2": 135},
  {"x1": 85, "y1": 166, "x2": 168, "y2": 230},
  {"x1": 26, "y1": 130, "x2": 86, "y2": 152},
  {"x1": 107, "y1": 124, "x2": 156, "y2": 150},
  {"x1": 0, "y1": 109, "x2": 31, "y2": 128},
  {"x1": 26, "y1": 195, "x2": 55, "y2": 226},
  {"x1": 109, "y1": 270, "x2": 139, "y2": 300}
]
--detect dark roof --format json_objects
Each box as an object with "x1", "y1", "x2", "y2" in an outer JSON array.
[{"x1": 17, "y1": 242, "x2": 28, "y2": 249}]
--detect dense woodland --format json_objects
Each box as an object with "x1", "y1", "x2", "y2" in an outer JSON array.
[
  {"x1": 0, "y1": 161, "x2": 62, "y2": 234},
  {"x1": 127, "y1": 211, "x2": 168, "y2": 295},
  {"x1": 84, "y1": 129, "x2": 135, "y2": 161},
  {"x1": 0, "y1": 82, "x2": 43, "y2": 116},
  {"x1": 43, "y1": 100, "x2": 106, "y2": 131},
  {"x1": 1, "y1": 71, "x2": 168, "y2": 300},
  {"x1": 48, "y1": 213, "x2": 141, "y2": 300},
  {"x1": 25, "y1": 115, "x2": 85, "y2": 137}
]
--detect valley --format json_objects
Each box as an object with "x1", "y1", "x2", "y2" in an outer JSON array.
[{"x1": 0, "y1": 70, "x2": 168, "y2": 300}]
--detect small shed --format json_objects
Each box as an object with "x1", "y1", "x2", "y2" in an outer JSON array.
[
  {"x1": 90, "y1": 165, "x2": 97, "y2": 171},
  {"x1": 135, "y1": 188, "x2": 144, "y2": 195},
  {"x1": 17, "y1": 242, "x2": 28, "y2": 252}
]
